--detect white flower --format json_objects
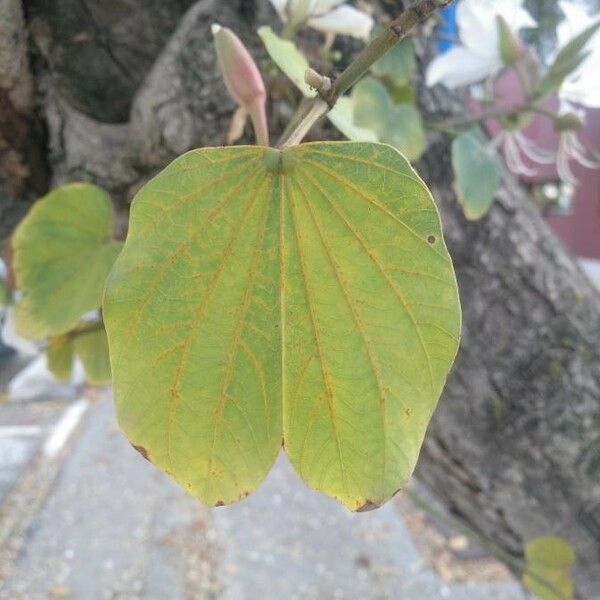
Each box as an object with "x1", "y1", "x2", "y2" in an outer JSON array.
[
  {"x1": 426, "y1": 0, "x2": 536, "y2": 88},
  {"x1": 270, "y1": 0, "x2": 373, "y2": 40},
  {"x1": 556, "y1": 1, "x2": 600, "y2": 108}
]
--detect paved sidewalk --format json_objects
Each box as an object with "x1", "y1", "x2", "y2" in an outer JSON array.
[{"x1": 0, "y1": 394, "x2": 528, "y2": 599}]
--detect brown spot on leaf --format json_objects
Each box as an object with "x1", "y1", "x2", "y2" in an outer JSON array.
[
  {"x1": 215, "y1": 500, "x2": 225, "y2": 507},
  {"x1": 356, "y1": 500, "x2": 380, "y2": 512},
  {"x1": 405, "y1": 407, "x2": 412, "y2": 417},
  {"x1": 131, "y1": 444, "x2": 149, "y2": 461},
  {"x1": 427, "y1": 235, "x2": 436, "y2": 244}
]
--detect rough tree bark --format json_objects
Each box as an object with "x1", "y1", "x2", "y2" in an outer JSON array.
[{"x1": 1, "y1": 0, "x2": 599, "y2": 594}]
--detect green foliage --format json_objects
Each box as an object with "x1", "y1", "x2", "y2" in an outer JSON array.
[
  {"x1": 258, "y1": 26, "x2": 313, "y2": 96},
  {"x1": 11, "y1": 183, "x2": 123, "y2": 339},
  {"x1": 104, "y1": 142, "x2": 461, "y2": 509},
  {"x1": 352, "y1": 77, "x2": 426, "y2": 161},
  {"x1": 0, "y1": 277, "x2": 9, "y2": 308},
  {"x1": 451, "y1": 132, "x2": 501, "y2": 220},
  {"x1": 371, "y1": 38, "x2": 415, "y2": 86},
  {"x1": 258, "y1": 26, "x2": 377, "y2": 142},
  {"x1": 326, "y1": 96, "x2": 377, "y2": 143},
  {"x1": 74, "y1": 327, "x2": 111, "y2": 385},
  {"x1": 534, "y1": 20, "x2": 600, "y2": 100},
  {"x1": 47, "y1": 336, "x2": 75, "y2": 382},
  {"x1": 523, "y1": 536, "x2": 575, "y2": 600}
]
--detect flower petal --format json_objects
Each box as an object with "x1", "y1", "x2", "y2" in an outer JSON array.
[
  {"x1": 457, "y1": 0, "x2": 536, "y2": 59},
  {"x1": 426, "y1": 46, "x2": 500, "y2": 88},
  {"x1": 307, "y1": 5, "x2": 373, "y2": 39},
  {"x1": 310, "y1": 0, "x2": 345, "y2": 15}
]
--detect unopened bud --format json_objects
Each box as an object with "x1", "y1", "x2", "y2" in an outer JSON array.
[
  {"x1": 212, "y1": 24, "x2": 266, "y2": 107},
  {"x1": 554, "y1": 112, "x2": 584, "y2": 132},
  {"x1": 212, "y1": 24, "x2": 269, "y2": 146},
  {"x1": 497, "y1": 16, "x2": 524, "y2": 66}
]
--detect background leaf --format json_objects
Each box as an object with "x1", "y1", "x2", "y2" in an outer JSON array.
[
  {"x1": 74, "y1": 327, "x2": 111, "y2": 385},
  {"x1": 353, "y1": 77, "x2": 426, "y2": 161},
  {"x1": 328, "y1": 97, "x2": 378, "y2": 142},
  {"x1": 258, "y1": 25, "x2": 313, "y2": 96},
  {"x1": 47, "y1": 336, "x2": 74, "y2": 382},
  {"x1": 0, "y1": 277, "x2": 9, "y2": 307},
  {"x1": 258, "y1": 26, "x2": 376, "y2": 143},
  {"x1": 523, "y1": 536, "x2": 575, "y2": 600},
  {"x1": 451, "y1": 132, "x2": 501, "y2": 220},
  {"x1": 12, "y1": 183, "x2": 122, "y2": 338},
  {"x1": 371, "y1": 38, "x2": 415, "y2": 86},
  {"x1": 534, "y1": 20, "x2": 600, "y2": 100},
  {"x1": 104, "y1": 142, "x2": 461, "y2": 509}
]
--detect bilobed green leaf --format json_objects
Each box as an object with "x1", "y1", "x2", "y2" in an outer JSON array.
[
  {"x1": 523, "y1": 536, "x2": 575, "y2": 600},
  {"x1": 353, "y1": 77, "x2": 426, "y2": 161},
  {"x1": 104, "y1": 142, "x2": 461, "y2": 510},
  {"x1": 257, "y1": 26, "x2": 376, "y2": 142},
  {"x1": 47, "y1": 336, "x2": 74, "y2": 381},
  {"x1": 451, "y1": 132, "x2": 500, "y2": 220},
  {"x1": 74, "y1": 327, "x2": 111, "y2": 385},
  {"x1": 12, "y1": 183, "x2": 123, "y2": 338}
]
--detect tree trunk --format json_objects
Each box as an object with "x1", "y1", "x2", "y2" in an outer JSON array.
[{"x1": 2, "y1": 0, "x2": 599, "y2": 594}]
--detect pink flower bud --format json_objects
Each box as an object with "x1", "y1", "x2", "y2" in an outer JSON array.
[{"x1": 212, "y1": 24, "x2": 269, "y2": 146}]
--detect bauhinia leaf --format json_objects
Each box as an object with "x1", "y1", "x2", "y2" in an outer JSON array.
[
  {"x1": 353, "y1": 77, "x2": 426, "y2": 161},
  {"x1": 327, "y1": 96, "x2": 378, "y2": 143},
  {"x1": 451, "y1": 132, "x2": 500, "y2": 220},
  {"x1": 12, "y1": 183, "x2": 123, "y2": 338},
  {"x1": 257, "y1": 26, "x2": 376, "y2": 142},
  {"x1": 0, "y1": 277, "x2": 9, "y2": 307},
  {"x1": 371, "y1": 38, "x2": 415, "y2": 86},
  {"x1": 104, "y1": 142, "x2": 461, "y2": 510},
  {"x1": 47, "y1": 335, "x2": 74, "y2": 382},
  {"x1": 74, "y1": 327, "x2": 111, "y2": 386},
  {"x1": 523, "y1": 536, "x2": 575, "y2": 600}
]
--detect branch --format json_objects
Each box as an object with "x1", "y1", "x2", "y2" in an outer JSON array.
[{"x1": 278, "y1": 0, "x2": 453, "y2": 148}]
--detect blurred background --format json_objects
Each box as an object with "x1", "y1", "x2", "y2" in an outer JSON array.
[{"x1": 1, "y1": 0, "x2": 599, "y2": 598}]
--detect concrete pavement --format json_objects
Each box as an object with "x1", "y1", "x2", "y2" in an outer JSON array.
[{"x1": 0, "y1": 393, "x2": 528, "y2": 599}]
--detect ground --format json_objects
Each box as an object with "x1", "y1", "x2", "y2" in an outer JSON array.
[{"x1": 0, "y1": 389, "x2": 529, "y2": 599}]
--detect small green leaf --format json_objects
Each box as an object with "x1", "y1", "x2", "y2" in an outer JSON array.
[
  {"x1": 258, "y1": 26, "x2": 313, "y2": 96},
  {"x1": 257, "y1": 26, "x2": 375, "y2": 142},
  {"x1": 104, "y1": 142, "x2": 461, "y2": 509},
  {"x1": 0, "y1": 277, "x2": 9, "y2": 307},
  {"x1": 371, "y1": 39, "x2": 415, "y2": 86},
  {"x1": 74, "y1": 327, "x2": 111, "y2": 385},
  {"x1": 523, "y1": 536, "x2": 575, "y2": 600},
  {"x1": 535, "y1": 20, "x2": 600, "y2": 100},
  {"x1": 328, "y1": 97, "x2": 378, "y2": 143},
  {"x1": 353, "y1": 77, "x2": 426, "y2": 161},
  {"x1": 451, "y1": 132, "x2": 500, "y2": 220},
  {"x1": 47, "y1": 336, "x2": 74, "y2": 382},
  {"x1": 352, "y1": 77, "x2": 388, "y2": 136},
  {"x1": 12, "y1": 183, "x2": 123, "y2": 338}
]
